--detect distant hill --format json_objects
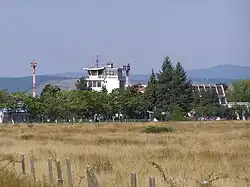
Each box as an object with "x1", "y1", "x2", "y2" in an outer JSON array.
[
  {"x1": 52, "y1": 64, "x2": 250, "y2": 81},
  {"x1": 0, "y1": 64, "x2": 248, "y2": 93},
  {"x1": 187, "y1": 64, "x2": 250, "y2": 79},
  {"x1": 0, "y1": 75, "x2": 76, "y2": 93},
  {"x1": 50, "y1": 72, "x2": 86, "y2": 77}
]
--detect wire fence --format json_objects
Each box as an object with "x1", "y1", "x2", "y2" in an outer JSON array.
[
  {"x1": 1, "y1": 153, "x2": 250, "y2": 187},
  {"x1": 1, "y1": 110, "x2": 249, "y2": 125},
  {"x1": 1, "y1": 111, "x2": 151, "y2": 124}
]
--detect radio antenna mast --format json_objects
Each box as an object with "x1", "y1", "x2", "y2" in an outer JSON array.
[
  {"x1": 30, "y1": 60, "x2": 38, "y2": 97},
  {"x1": 95, "y1": 54, "x2": 100, "y2": 68}
]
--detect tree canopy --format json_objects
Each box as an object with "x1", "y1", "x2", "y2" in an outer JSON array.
[
  {"x1": 229, "y1": 79, "x2": 250, "y2": 102},
  {"x1": 75, "y1": 76, "x2": 90, "y2": 90},
  {"x1": 0, "y1": 56, "x2": 248, "y2": 123}
]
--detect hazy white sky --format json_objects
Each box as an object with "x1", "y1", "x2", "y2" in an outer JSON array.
[{"x1": 0, "y1": 0, "x2": 249, "y2": 77}]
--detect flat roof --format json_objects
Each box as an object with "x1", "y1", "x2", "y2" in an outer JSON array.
[
  {"x1": 192, "y1": 83, "x2": 226, "y2": 86},
  {"x1": 83, "y1": 67, "x2": 105, "y2": 71}
]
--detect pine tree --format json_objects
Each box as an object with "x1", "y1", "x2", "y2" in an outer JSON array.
[
  {"x1": 172, "y1": 61, "x2": 193, "y2": 113},
  {"x1": 145, "y1": 69, "x2": 157, "y2": 111},
  {"x1": 156, "y1": 56, "x2": 174, "y2": 112},
  {"x1": 149, "y1": 69, "x2": 157, "y2": 84}
]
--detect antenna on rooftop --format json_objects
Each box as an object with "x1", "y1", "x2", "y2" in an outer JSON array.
[
  {"x1": 93, "y1": 54, "x2": 100, "y2": 68},
  {"x1": 122, "y1": 62, "x2": 131, "y2": 87}
]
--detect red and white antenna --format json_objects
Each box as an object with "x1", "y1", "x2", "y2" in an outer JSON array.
[{"x1": 30, "y1": 60, "x2": 38, "y2": 97}]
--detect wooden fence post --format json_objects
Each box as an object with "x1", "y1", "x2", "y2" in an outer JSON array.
[
  {"x1": 20, "y1": 153, "x2": 25, "y2": 174},
  {"x1": 30, "y1": 154, "x2": 36, "y2": 183},
  {"x1": 201, "y1": 181, "x2": 209, "y2": 187},
  {"x1": 56, "y1": 161, "x2": 63, "y2": 185},
  {"x1": 66, "y1": 158, "x2": 73, "y2": 187},
  {"x1": 48, "y1": 158, "x2": 53, "y2": 185},
  {"x1": 149, "y1": 176, "x2": 156, "y2": 187},
  {"x1": 42, "y1": 174, "x2": 47, "y2": 187},
  {"x1": 86, "y1": 164, "x2": 100, "y2": 187},
  {"x1": 131, "y1": 172, "x2": 137, "y2": 187}
]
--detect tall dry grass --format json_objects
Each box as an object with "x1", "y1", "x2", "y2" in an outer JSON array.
[{"x1": 0, "y1": 121, "x2": 250, "y2": 187}]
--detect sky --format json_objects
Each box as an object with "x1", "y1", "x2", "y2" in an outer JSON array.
[{"x1": 0, "y1": 0, "x2": 249, "y2": 77}]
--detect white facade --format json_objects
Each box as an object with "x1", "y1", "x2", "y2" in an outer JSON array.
[
  {"x1": 83, "y1": 63, "x2": 126, "y2": 93},
  {"x1": 192, "y1": 83, "x2": 228, "y2": 104}
]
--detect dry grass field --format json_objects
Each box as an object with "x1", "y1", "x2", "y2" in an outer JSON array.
[{"x1": 0, "y1": 121, "x2": 250, "y2": 187}]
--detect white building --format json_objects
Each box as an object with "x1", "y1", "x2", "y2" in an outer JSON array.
[
  {"x1": 192, "y1": 83, "x2": 228, "y2": 104},
  {"x1": 83, "y1": 62, "x2": 129, "y2": 93}
]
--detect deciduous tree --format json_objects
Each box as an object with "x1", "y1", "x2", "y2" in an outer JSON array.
[{"x1": 75, "y1": 77, "x2": 89, "y2": 90}]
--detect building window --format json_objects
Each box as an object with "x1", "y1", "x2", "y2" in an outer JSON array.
[
  {"x1": 98, "y1": 70, "x2": 103, "y2": 76},
  {"x1": 91, "y1": 71, "x2": 97, "y2": 76},
  {"x1": 97, "y1": 81, "x2": 102, "y2": 87},
  {"x1": 93, "y1": 81, "x2": 97, "y2": 87}
]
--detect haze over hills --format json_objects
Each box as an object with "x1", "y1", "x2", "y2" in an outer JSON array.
[
  {"x1": 0, "y1": 64, "x2": 249, "y2": 93},
  {"x1": 187, "y1": 64, "x2": 250, "y2": 79},
  {"x1": 52, "y1": 64, "x2": 250, "y2": 79},
  {"x1": 0, "y1": 76, "x2": 75, "y2": 93}
]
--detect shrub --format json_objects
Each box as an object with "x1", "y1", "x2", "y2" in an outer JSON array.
[
  {"x1": 19, "y1": 134, "x2": 35, "y2": 140},
  {"x1": 0, "y1": 169, "x2": 32, "y2": 187},
  {"x1": 141, "y1": 126, "x2": 175, "y2": 133}
]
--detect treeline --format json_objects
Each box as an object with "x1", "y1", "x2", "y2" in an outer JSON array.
[{"x1": 0, "y1": 56, "x2": 249, "y2": 122}]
